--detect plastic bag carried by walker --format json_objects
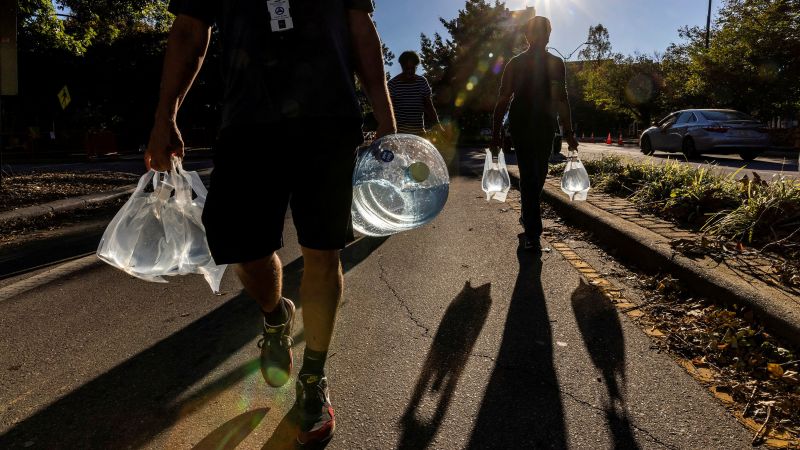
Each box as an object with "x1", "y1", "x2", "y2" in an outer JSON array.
[
  {"x1": 97, "y1": 158, "x2": 227, "y2": 293},
  {"x1": 561, "y1": 150, "x2": 591, "y2": 201},
  {"x1": 482, "y1": 149, "x2": 511, "y2": 202}
]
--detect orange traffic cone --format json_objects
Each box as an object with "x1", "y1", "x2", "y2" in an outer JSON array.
[
  {"x1": 618, "y1": 133, "x2": 624, "y2": 146},
  {"x1": 606, "y1": 132, "x2": 612, "y2": 145}
]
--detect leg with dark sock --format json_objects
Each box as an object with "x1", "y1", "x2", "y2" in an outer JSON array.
[
  {"x1": 295, "y1": 247, "x2": 342, "y2": 444},
  {"x1": 301, "y1": 348, "x2": 328, "y2": 377}
]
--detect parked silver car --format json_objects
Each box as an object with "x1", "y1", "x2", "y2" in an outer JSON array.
[{"x1": 639, "y1": 109, "x2": 770, "y2": 161}]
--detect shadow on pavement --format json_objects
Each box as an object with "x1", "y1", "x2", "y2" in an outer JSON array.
[
  {"x1": 192, "y1": 407, "x2": 268, "y2": 450},
  {"x1": 653, "y1": 153, "x2": 797, "y2": 173},
  {"x1": 397, "y1": 281, "x2": 492, "y2": 449},
  {"x1": 0, "y1": 236, "x2": 388, "y2": 449},
  {"x1": 571, "y1": 279, "x2": 639, "y2": 450},
  {"x1": 466, "y1": 246, "x2": 567, "y2": 448}
]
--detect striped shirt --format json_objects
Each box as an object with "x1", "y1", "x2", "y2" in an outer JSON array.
[{"x1": 388, "y1": 75, "x2": 432, "y2": 135}]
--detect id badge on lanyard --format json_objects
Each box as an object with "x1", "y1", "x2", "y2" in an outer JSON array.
[{"x1": 267, "y1": 0, "x2": 293, "y2": 32}]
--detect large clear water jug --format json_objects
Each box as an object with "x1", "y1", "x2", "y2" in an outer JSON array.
[{"x1": 352, "y1": 134, "x2": 450, "y2": 236}]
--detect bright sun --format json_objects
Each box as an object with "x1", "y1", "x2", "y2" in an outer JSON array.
[{"x1": 506, "y1": 0, "x2": 589, "y2": 19}]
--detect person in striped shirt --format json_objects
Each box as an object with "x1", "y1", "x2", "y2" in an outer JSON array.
[{"x1": 388, "y1": 51, "x2": 442, "y2": 135}]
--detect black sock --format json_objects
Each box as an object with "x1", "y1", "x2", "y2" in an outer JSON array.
[
  {"x1": 300, "y1": 348, "x2": 328, "y2": 377},
  {"x1": 263, "y1": 298, "x2": 288, "y2": 326}
]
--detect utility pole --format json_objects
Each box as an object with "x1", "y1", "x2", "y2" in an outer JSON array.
[{"x1": 705, "y1": 0, "x2": 713, "y2": 49}]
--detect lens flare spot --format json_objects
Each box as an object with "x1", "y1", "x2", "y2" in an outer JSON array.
[
  {"x1": 466, "y1": 82, "x2": 475, "y2": 91},
  {"x1": 488, "y1": 52, "x2": 494, "y2": 58},
  {"x1": 477, "y1": 60, "x2": 490, "y2": 73},
  {"x1": 624, "y1": 73, "x2": 655, "y2": 106},
  {"x1": 492, "y1": 56, "x2": 505, "y2": 75},
  {"x1": 455, "y1": 92, "x2": 466, "y2": 108}
]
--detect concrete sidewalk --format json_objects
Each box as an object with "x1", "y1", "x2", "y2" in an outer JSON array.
[{"x1": 505, "y1": 163, "x2": 800, "y2": 348}]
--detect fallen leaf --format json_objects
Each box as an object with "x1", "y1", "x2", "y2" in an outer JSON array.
[
  {"x1": 768, "y1": 363, "x2": 785, "y2": 378},
  {"x1": 781, "y1": 370, "x2": 799, "y2": 385}
]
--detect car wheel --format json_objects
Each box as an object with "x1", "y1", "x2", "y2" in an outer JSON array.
[
  {"x1": 739, "y1": 150, "x2": 758, "y2": 162},
  {"x1": 682, "y1": 137, "x2": 699, "y2": 159},
  {"x1": 503, "y1": 135, "x2": 513, "y2": 153},
  {"x1": 640, "y1": 135, "x2": 654, "y2": 155}
]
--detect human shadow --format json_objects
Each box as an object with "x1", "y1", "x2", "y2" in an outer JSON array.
[
  {"x1": 0, "y1": 236, "x2": 388, "y2": 450},
  {"x1": 571, "y1": 279, "x2": 639, "y2": 450},
  {"x1": 192, "y1": 408, "x2": 269, "y2": 450},
  {"x1": 467, "y1": 248, "x2": 567, "y2": 448},
  {"x1": 397, "y1": 281, "x2": 492, "y2": 449}
]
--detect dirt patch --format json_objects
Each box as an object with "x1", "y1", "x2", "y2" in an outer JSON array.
[{"x1": 0, "y1": 171, "x2": 138, "y2": 213}]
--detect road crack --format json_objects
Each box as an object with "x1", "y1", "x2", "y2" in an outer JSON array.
[
  {"x1": 377, "y1": 255, "x2": 430, "y2": 337},
  {"x1": 494, "y1": 363, "x2": 679, "y2": 450}
]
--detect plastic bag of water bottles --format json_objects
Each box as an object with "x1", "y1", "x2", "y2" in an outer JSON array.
[
  {"x1": 482, "y1": 149, "x2": 511, "y2": 202},
  {"x1": 561, "y1": 150, "x2": 591, "y2": 201},
  {"x1": 351, "y1": 134, "x2": 450, "y2": 236},
  {"x1": 97, "y1": 158, "x2": 227, "y2": 293}
]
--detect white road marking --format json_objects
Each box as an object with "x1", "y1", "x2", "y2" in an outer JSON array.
[{"x1": 0, "y1": 255, "x2": 103, "y2": 303}]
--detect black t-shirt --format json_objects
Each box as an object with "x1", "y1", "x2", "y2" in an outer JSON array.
[
  {"x1": 168, "y1": 0, "x2": 374, "y2": 130},
  {"x1": 508, "y1": 49, "x2": 565, "y2": 133}
]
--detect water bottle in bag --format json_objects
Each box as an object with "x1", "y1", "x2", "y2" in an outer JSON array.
[
  {"x1": 561, "y1": 150, "x2": 591, "y2": 201},
  {"x1": 351, "y1": 134, "x2": 450, "y2": 236},
  {"x1": 482, "y1": 149, "x2": 511, "y2": 202}
]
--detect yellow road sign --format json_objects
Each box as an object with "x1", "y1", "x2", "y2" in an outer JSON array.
[{"x1": 57, "y1": 85, "x2": 71, "y2": 110}]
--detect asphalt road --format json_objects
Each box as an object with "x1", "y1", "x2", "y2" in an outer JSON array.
[
  {"x1": 569, "y1": 142, "x2": 798, "y2": 179},
  {"x1": 0, "y1": 160, "x2": 754, "y2": 449}
]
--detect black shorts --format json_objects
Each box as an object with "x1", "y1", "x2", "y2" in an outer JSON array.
[{"x1": 201, "y1": 120, "x2": 363, "y2": 264}]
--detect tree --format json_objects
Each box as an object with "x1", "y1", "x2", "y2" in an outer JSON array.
[
  {"x1": 419, "y1": 0, "x2": 530, "y2": 138},
  {"x1": 19, "y1": 0, "x2": 172, "y2": 55},
  {"x1": 578, "y1": 24, "x2": 612, "y2": 61},
  {"x1": 662, "y1": 0, "x2": 800, "y2": 119},
  {"x1": 577, "y1": 24, "x2": 664, "y2": 125}
]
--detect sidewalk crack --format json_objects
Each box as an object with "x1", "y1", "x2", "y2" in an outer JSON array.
[{"x1": 377, "y1": 255, "x2": 430, "y2": 337}]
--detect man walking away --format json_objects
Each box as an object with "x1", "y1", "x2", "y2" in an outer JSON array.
[
  {"x1": 490, "y1": 16, "x2": 579, "y2": 252},
  {"x1": 388, "y1": 51, "x2": 441, "y2": 135},
  {"x1": 145, "y1": 0, "x2": 395, "y2": 444}
]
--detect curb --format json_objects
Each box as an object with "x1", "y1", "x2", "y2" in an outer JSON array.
[
  {"x1": 0, "y1": 186, "x2": 135, "y2": 228},
  {"x1": 506, "y1": 166, "x2": 800, "y2": 348},
  {"x1": 0, "y1": 169, "x2": 213, "y2": 229}
]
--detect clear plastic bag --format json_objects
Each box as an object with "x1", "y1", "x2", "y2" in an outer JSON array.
[
  {"x1": 482, "y1": 149, "x2": 511, "y2": 202},
  {"x1": 97, "y1": 158, "x2": 227, "y2": 293},
  {"x1": 561, "y1": 150, "x2": 591, "y2": 201}
]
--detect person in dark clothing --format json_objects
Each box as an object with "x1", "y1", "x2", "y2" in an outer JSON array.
[
  {"x1": 145, "y1": 1, "x2": 395, "y2": 444},
  {"x1": 491, "y1": 16, "x2": 579, "y2": 252},
  {"x1": 388, "y1": 51, "x2": 441, "y2": 135}
]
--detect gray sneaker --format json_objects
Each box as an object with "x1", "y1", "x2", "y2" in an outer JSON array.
[{"x1": 258, "y1": 298, "x2": 296, "y2": 387}]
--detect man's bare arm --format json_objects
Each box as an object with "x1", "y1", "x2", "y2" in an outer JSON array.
[
  {"x1": 423, "y1": 96, "x2": 443, "y2": 131},
  {"x1": 491, "y1": 61, "x2": 514, "y2": 155},
  {"x1": 348, "y1": 11, "x2": 396, "y2": 138},
  {"x1": 146, "y1": 15, "x2": 211, "y2": 171},
  {"x1": 551, "y1": 59, "x2": 579, "y2": 150}
]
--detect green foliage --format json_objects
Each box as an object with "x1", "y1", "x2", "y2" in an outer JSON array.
[
  {"x1": 553, "y1": 156, "x2": 800, "y2": 250},
  {"x1": 579, "y1": 52, "x2": 664, "y2": 125},
  {"x1": 579, "y1": 1, "x2": 799, "y2": 124},
  {"x1": 420, "y1": 0, "x2": 527, "y2": 117},
  {"x1": 578, "y1": 24, "x2": 612, "y2": 61},
  {"x1": 19, "y1": 0, "x2": 173, "y2": 55}
]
